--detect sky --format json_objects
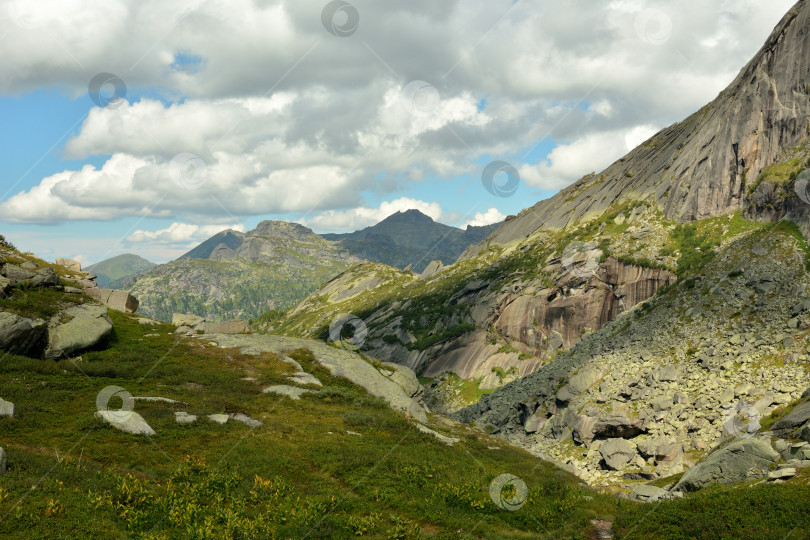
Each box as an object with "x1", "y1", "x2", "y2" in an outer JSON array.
[{"x1": 0, "y1": 0, "x2": 796, "y2": 264}]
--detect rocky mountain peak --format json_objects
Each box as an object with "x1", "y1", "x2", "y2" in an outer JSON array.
[
  {"x1": 384, "y1": 209, "x2": 436, "y2": 225},
  {"x1": 473, "y1": 0, "x2": 810, "y2": 253},
  {"x1": 250, "y1": 220, "x2": 316, "y2": 239}
]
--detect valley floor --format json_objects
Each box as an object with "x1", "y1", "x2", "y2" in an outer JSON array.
[{"x1": 0, "y1": 312, "x2": 808, "y2": 538}]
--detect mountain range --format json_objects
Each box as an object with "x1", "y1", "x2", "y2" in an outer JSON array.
[
  {"x1": 4, "y1": 3, "x2": 810, "y2": 538},
  {"x1": 122, "y1": 211, "x2": 495, "y2": 322},
  {"x1": 321, "y1": 209, "x2": 499, "y2": 272},
  {"x1": 272, "y1": 0, "x2": 810, "y2": 491}
]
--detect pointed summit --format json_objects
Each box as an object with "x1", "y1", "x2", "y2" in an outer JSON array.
[{"x1": 482, "y1": 0, "x2": 810, "y2": 249}]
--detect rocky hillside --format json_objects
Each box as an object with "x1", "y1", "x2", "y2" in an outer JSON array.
[
  {"x1": 85, "y1": 253, "x2": 156, "y2": 288},
  {"x1": 455, "y1": 223, "x2": 810, "y2": 487},
  {"x1": 270, "y1": 0, "x2": 810, "y2": 490},
  {"x1": 322, "y1": 209, "x2": 499, "y2": 273},
  {"x1": 276, "y1": 0, "x2": 810, "y2": 407},
  {"x1": 465, "y1": 0, "x2": 810, "y2": 255},
  {"x1": 129, "y1": 221, "x2": 359, "y2": 322},
  {"x1": 1, "y1": 254, "x2": 808, "y2": 537}
]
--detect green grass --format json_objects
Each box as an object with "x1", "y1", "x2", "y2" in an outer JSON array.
[
  {"x1": 0, "y1": 310, "x2": 627, "y2": 538},
  {"x1": 0, "y1": 286, "x2": 86, "y2": 320},
  {"x1": 613, "y1": 482, "x2": 810, "y2": 539}
]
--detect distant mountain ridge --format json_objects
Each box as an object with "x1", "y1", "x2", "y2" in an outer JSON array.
[
  {"x1": 128, "y1": 221, "x2": 358, "y2": 322},
  {"x1": 126, "y1": 211, "x2": 498, "y2": 322},
  {"x1": 85, "y1": 253, "x2": 157, "y2": 288},
  {"x1": 322, "y1": 210, "x2": 500, "y2": 272}
]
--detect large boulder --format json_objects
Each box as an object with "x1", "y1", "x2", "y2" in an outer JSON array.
[
  {"x1": 55, "y1": 258, "x2": 82, "y2": 272},
  {"x1": 3, "y1": 264, "x2": 35, "y2": 285},
  {"x1": 419, "y1": 260, "x2": 444, "y2": 280},
  {"x1": 593, "y1": 414, "x2": 646, "y2": 439},
  {"x1": 45, "y1": 304, "x2": 113, "y2": 359},
  {"x1": 381, "y1": 362, "x2": 423, "y2": 399},
  {"x1": 202, "y1": 319, "x2": 250, "y2": 334},
  {"x1": 0, "y1": 275, "x2": 10, "y2": 296},
  {"x1": 630, "y1": 484, "x2": 669, "y2": 502},
  {"x1": 0, "y1": 312, "x2": 48, "y2": 356},
  {"x1": 95, "y1": 410, "x2": 155, "y2": 435},
  {"x1": 674, "y1": 438, "x2": 780, "y2": 493},
  {"x1": 0, "y1": 398, "x2": 13, "y2": 417},
  {"x1": 556, "y1": 367, "x2": 603, "y2": 402},
  {"x1": 172, "y1": 313, "x2": 205, "y2": 328},
  {"x1": 600, "y1": 438, "x2": 638, "y2": 470},
  {"x1": 86, "y1": 288, "x2": 139, "y2": 314},
  {"x1": 31, "y1": 268, "x2": 60, "y2": 287},
  {"x1": 772, "y1": 401, "x2": 810, "y2": 432}
]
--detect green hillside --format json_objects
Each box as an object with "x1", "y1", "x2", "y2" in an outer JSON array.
[{"x1": 85, "y1": 254, "x2": 157, "y2": 289}]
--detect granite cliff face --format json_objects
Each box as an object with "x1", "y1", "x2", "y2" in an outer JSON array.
[
  {"x1": 275, "y1": 1, "x2": 810, "y2": 442},
  {"x1": 464, "y1": 0, "x2": 810, "y2": 257}
]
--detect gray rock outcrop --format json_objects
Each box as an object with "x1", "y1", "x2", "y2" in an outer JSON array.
[
  {"x1": 0, "y1": 312, "x2": 48, "y2": 356},
  {"x1": 263, "y1": 385, "x2": 314, "y2": 400},
  {"x1": 0, "y1": 398, "x2": 14, "y2": 417},
  {"x1": 201, "y1": 319, "x2": 251, "y2": 334},
  {"x1": 45, "y1": 304, "x2": 113, "y2": 359},
  {"x1": 95, "y1": 410, "x2": 156, "y2": 436},
  {"x1": 600, "y1": 438, "x2": 638, "y2": 470},
  {"x1": 210, "y1": 333, "x2": 428, "y2": 423},
  {"x1": 86, "y1": 288, "x2": 139, "y2": 314},
  {"x1": 56, "y1": 258, "x2": 82, "y2": 272},
  {"x1": 674, "y1": 438, "x2": 780, "y2": 493}
]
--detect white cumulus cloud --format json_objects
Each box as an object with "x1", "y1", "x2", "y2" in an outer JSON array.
[
  {"x1": 464, "y1": 208, "x2": 506, "y2": 228},
  {"x1": 306, "y1": 198, "x2": 443, "y2": 233},
  {"x1": 126, "y1": 222, "x2": 246, "y2": 244},
  {"x1": 519, "y1": 124, "x2": 658, "y2": 190}
]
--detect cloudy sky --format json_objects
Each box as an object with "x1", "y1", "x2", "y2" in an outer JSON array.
[{"x1": 0, "y1": 0, "x2": 795, "y2": 264}]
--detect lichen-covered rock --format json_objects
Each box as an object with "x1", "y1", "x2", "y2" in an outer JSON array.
[
  {"x1": 31, "y1": 268, "x2": 60, "y2": 287},
  {"x1": 213, "y1": 333, "x2": 428, "y2": 423},
  {"x1": 86, "y1": 288, "x2": 139, "y2": 314},
  {"x1": 55, "y1": 258, "x2": 82, "y2": 272},
  {"x1": 0, "y1": 398, "x2": 14, "y2": 417},
  {"x1": 262, "y1": 385, "x2": 314, "y2": 400},
  {"x1": 45, "y1": 304, "x2": 112, "y2": 359},
  {"x1": 630, "y1": 485, "x2": 668, "y2": 502},
  {"x1": 201, "y1": 319, "x2": 251, "y2": 334},
  {"x1": 600, "y1": 438, "x2": 638, "y2": 470},
  {"x1": 286, "y1": 372, "x2": 322, "y2": 387},
  {"x1": 175, "y1": 412, "x2": 198, "y2": 425},
  {"x1": 0, "y1": 312, "x2": 48, "y2": 356},
  {"x1": 172, "y1": 313, "x2": 205, "y2": 328},
  {"x1": 95, "y1": 410, "x2": 156, "y2": 436},
  {"x1": 674, "y1": 438, "x2": 780, "y2": 493}
]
